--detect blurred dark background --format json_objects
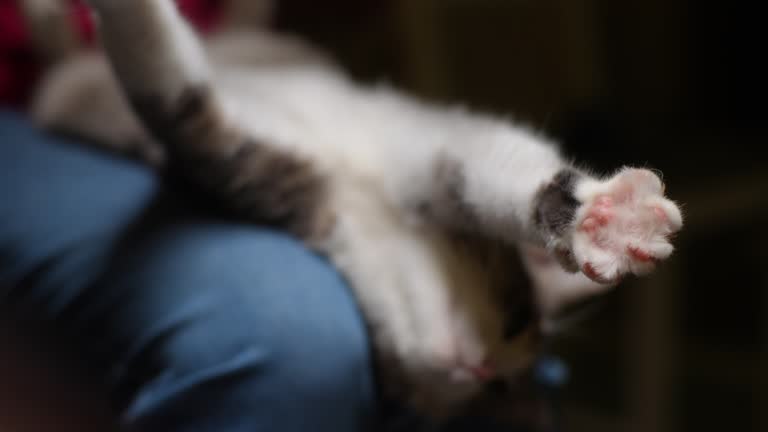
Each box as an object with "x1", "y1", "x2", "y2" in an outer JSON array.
[
  {"x1": 2, "y1": 0, "x2": 767, "y2": 431},
  {"x1": 274, "y1": 0, "x2": 768, "y2": 431}
]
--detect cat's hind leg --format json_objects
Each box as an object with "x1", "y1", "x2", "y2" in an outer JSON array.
[
  {"x1": 85, "y1": 0, "x2": 331, "y2": 238},
  {"x1": 516, "y1": 165, "x2": 681, "y2": 284},
  {"x1": 21, "y1": 1, "x2": 164, "y2": 165},
  {"x1": 427, "y1": 133, "x2": 682, "y2": 284}
]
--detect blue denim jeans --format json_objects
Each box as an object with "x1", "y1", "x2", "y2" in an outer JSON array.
[{"x1": 0, "y1": 112, "x2": 378, "y2": 431}]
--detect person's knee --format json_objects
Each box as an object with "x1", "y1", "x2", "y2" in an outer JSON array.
[
  {"x1": 154, "y1": 292, "x2": 374, "y2": 410},
  {"x1": 114, "y1": 225, "x2": 375, "y2": 430},
  {"x1": 154, "y1": 276, "x2": 374, "y2": 403}
]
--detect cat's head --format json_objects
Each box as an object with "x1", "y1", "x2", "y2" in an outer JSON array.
[{"x1": 393, "y1": 235, "x2": 603, "y2": 425}]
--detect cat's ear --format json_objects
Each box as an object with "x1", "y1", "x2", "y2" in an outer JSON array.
[{"x1": 519, "y1": 244, "x2": 615, "y2": 330}]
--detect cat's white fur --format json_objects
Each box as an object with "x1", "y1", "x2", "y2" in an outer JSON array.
[{"x1": 26, "y1": 0, "x2": 683, "y2": 416}]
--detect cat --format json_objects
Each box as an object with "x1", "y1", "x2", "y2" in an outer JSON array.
[{"x1": 23, "y1": 0, "x2": 683, "y2": 424}]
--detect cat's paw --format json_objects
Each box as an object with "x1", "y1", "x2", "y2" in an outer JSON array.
[{"x1": 569, "y1": 168, "x2": 683, "y2": 283}]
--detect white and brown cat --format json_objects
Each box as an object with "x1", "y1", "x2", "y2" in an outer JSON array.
[{"x1": 24, "y1": 0, "x2": 683, "y2": 422}]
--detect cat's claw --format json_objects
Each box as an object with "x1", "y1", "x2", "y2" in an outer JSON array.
[{"x1": 570, "y1": 168, "x2": 683, "y2": 283}]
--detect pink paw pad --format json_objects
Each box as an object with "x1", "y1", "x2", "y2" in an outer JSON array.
[
  {"x1": 571, "y1": 168, "x2": 683, "y2": 283},
  {"x1": 653, "y1": 206, "x2": 668, "y2": 223},
  {"x1": 628, "y1": 246, "x2": 655, "y2": 262},
  {"x1": 582, "y1": 262, "x2": 605, "y2": 282},
  {"x1": 580, "y1": 196, "x2": 614, "y2": 232}
]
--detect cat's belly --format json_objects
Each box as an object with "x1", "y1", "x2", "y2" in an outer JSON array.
[{"x1": 217, "y1": 66, "x2": 443, "y2": 199}]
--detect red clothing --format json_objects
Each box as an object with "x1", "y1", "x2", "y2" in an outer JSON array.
[{"x1": 0, "y1": 0, "x2": 223, "y2": 108}]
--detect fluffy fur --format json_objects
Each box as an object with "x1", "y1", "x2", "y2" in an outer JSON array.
[{"x1": 25, "y1": 0, "x2": 683, "y2": 424}]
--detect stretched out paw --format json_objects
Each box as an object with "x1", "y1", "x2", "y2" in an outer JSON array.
[{"x1": 570, "y1": 168, "x2": 683, "y2": 283}]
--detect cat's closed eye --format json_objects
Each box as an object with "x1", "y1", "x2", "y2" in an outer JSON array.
[
  {"x1": 503, "y1": 303, "x2": 533, "y2": 341},
  {"x1": 486, "y1": 378, "x2": 509, "y2": 395}
]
